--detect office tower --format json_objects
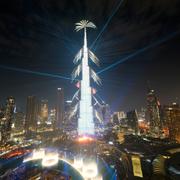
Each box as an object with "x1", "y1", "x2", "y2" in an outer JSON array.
[
  {"x1": 147, "y1": 89, "x2": 161, "y2": 135},
  {"x1": 126, "y1": 110, "x2": 139, "y2": 134},
  {"x1": 25, "y1": 96, "x2": 38, "y2": 134},
  {"x1": 49, "y1": 108, "x2": 56, "y2": 125},
  {"x1": 13, "y1": 111, "x2": 25, "y2": 133},
  {"x1": 64, "y1": 100, "x2": 73, "y2": 121},
  {"x1": 0, "y1": 97, "x2": 15, "y2": 144},
  {"x1": 64, "y1": 100, "x2": 76, "y2": 131},
  {"x1": 137, "y1": 108, "x2": 146, "y2": 122},
  {"x1": 56, "y1": 88, "x2": 64, "y2": 129},
  {"x1": 112, "y1": 111, "x2": 126, "y2": 125},
  {"x1": 101, "y1": 103, "x2": 111, "y2": 125},
  {"x1": 40, "y1": 99, "x2": 48, "y2": 124},
  {"x1": 162, "y1": 103, "x2": 180, "y2": 142}
]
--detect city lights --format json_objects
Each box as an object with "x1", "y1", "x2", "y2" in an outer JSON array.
[
  {"x1": 0, "y1": 1, "x2": 179, "y2": 179},
  {"x1": 42, "y1": 153, "x2": 59, "y2": 167},
  {"x1": 82, "y1": 162, "x2": 98, "y2": 178},
  {"x1": 77, "y1": 136, "x2": 94, "y2": 143}
]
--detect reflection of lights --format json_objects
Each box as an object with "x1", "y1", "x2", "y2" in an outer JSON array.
[
  {"x1": 162, "y1": 155, "x2": 170, "y2": 159},
  {"x1": 46, "y1": 121, "x2": 52, "y2": 125},
  {"x1": 11, "y1": 123, "x2": 15, "y2": 128},
  {"x1": 74, "y1": 157, "x2": 83, "y2": 169},
  {"x1": 78, "y1": 136, "x2": 94, "y2": 143},
  {"x1": 24, "y1": 149, "x2": 45, "y2": 162},
  {"x1": 42, "y1": 153, "x2": 59, "y2": 167},
  {"x1": 33, "y1": 149, "x2": 45, "y2": 159},
  {"x1": 108, "y1": 141, "x2": 113, "y2": 145},
  {"x1": 138, "y1": 118, "x2": 144, "y2": 122},
  {"x1": 82, "y1": 162, "x2": 98, "y2": 178}
]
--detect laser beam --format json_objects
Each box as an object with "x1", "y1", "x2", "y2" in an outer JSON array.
[
  {"x1": 97, "y1": 30, "x2": 180, "y2": 74},
  {"x1": 0, "y1": 65, "x2": 72, "y2": 80},
  {"x1": 90, "y1": 0, "x2": 125, "y2": 49}
]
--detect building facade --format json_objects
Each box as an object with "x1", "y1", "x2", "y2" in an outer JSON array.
[
  {"x1": 56, "y1": 88, "x2": 64, "y2": 129},
  {"x1": 161, "y1": 103, "x2": 180, "y2": 142},
  {"x1": 147, "y1": 89, "x2": 161, "y2": 136},
  {"x1": 25, "y1": 96, "x2": 38, "y2": 135}
]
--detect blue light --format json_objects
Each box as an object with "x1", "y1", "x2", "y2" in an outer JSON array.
[
  {"x1": 0, "y1": 65, "x2": 73, "y2": 81},
  {"x1": 90, "y1": 0, "x2": 125, "y2": 49},
  {"x1": 97, "y1": 30, "x2": 180, "y2": 74}
]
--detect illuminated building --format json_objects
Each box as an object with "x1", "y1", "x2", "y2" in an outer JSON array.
[
  {"x1": 39, "y1": 99, "x2": 48, "y2": 124},
  {"x1": 64, "y1": 100, "x2": 76, "y2": 130},
  {"x1": 13, "y1": 112, "x2": 25, "y2": 132},
  {"x1": 49, "y1": 108, "x2": 56, "y2": 125},
  {"x1": 126, "y1": 110, "x2": 139, "y2": 134},
  {"x1": 147, "y1": 89, "x2": 161, "y2": 136},
  {"x1": 0, "y1": 97, "x2": 15, "y2": 144},
  {"x1": 56, "y1": 88, "x2": 64, "y2": 129},
  {"x1": 162, "y1": 103, "x2": 180, "y2": 142},
  {"x1": 101, "y1": 103, "x2": 111, "y2": 125},
  {"x1": 137, "y1": 108, "x2": 146, "y2": 122},
  {"x1": 112, "y1": 111, "x2": 126, "y2": 125},
  {"x1": 25, "y1": 96, "x2": 38, "y2": 134},
  {"x1": 73, "y1": 20, "x2": 101, "y2": 136}
]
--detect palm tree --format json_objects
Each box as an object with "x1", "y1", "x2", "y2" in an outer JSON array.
[{"x1": 75, "y1": 20, "x2": 96, "y2": 32}]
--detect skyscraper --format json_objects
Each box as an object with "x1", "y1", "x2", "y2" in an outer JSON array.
[
  {"x1": 56, "y1": 88, "x2": 64, "y2": 129},
  {"x1": 39, "y1": 99, "x2": 48, "y2": 124},
  {"x1": 0, "y1": 97, "x2": 15, "y2": 144},
  {"x1": 73, "y1": 20, "x2": 101, "y2": 136},
  {"x1": 13, "y1": 111, "x2": 25, "y2": 133},
  {"x1": 162, "y1": 103, "x2": 180, "y2": 142},
  {"x1": 147, "y1": 89, "x2": 161, "y2": 135},
  {"x1": 49, "y1": 108, "x2": 56, "y2": 126},
  {"x1": 25, "y1": 96, "x2": 38, "y2": 134},
  {"x1": 126, "y1": 110, "x2": 139, "y2": 134},
  {"x1": 101, "y1": 103, "x2": 111, "y2": 125}
]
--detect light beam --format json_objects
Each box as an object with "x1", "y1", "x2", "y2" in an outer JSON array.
[
  {"x1": 97, "y1": 30, "x2": 180, "y2": 74},
  {"x1": 0, "y1": 64, "x2": 73, "y2": 81},
  {"x1": 90, "y1": 0, "x2": 125, "y2": 49}
]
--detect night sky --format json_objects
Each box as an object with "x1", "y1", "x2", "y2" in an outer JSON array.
[{"x1": 0, "y1": 0, "x2": 180, "y2": 112}]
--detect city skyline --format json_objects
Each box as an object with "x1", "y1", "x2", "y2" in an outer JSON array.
[
  {"x1": 0, "y1": 0, "x2": 180, "y2": 111},
  {"x1": 0, "y1": 1, "x2": 180, "y2": 179}
]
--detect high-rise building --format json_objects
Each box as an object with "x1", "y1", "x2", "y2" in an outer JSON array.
[
  {"x1": 56, "y1": 88, "x2": 64, "y2": 129},
  {"x1": 101, "y1": 104, "x2": 111, "y2": 125},
  {"x1": 137, "y1": 108, "x2": 146, "y2": 122},
  {"x1": 126, "y1": 110, "x2": 139, "y2": 134},
  {"x1": 39, "y1": 99, "x2": 48, "y2": 124},
  {"x1": 49, "y1": 108, "x2": 56, "y2": 125},
  {"x1": 147, "y1": 89, "x2": 161, "y2": 135},
  {"x1": 112, "y1": 111, "x2": 126, "y2": 125},
  {"x1": 0, "y1": 97, "x2": 15, "y2": 144},
  {"x1": 161, "y1": 103, "x2": 180, "y2": 142},
  {"x1": 64, "y1": 100, "x2": 77, "y2": 131},
  {"x1": 25, "y1": 96, "x2": 38, "y2": 134},
  {"x1": 64, "y1": 100, "x2": 73, "y2": 121},
  {"x1": 13, "y1": 112, "x2": 25, "y2": 132},
  {"x1": 73, "y1": 20, "x2": 100, "y2": 136}
]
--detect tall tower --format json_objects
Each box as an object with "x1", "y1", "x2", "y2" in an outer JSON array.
[
  {"x1": 73, "y1": 20, "x2": 101, "y2": 136},
  {"x1": 162, "y1": 103, "x2": 180, "y2": 142},
  {"x1": 147, "y1": 89, "x2": 161, "y2": 135},
  {"x1": 56, "y1": 88, "x2": 64, "y2": 129},
  {"x1": 0, "y1": 97, "x2": 15, "y2": 144},
  {"x1": 25, "y1": 96, "x2": 38, "y2": 134},
  {"x1": 40, "y1": 99, "x2": 48, "y2": 123}
]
